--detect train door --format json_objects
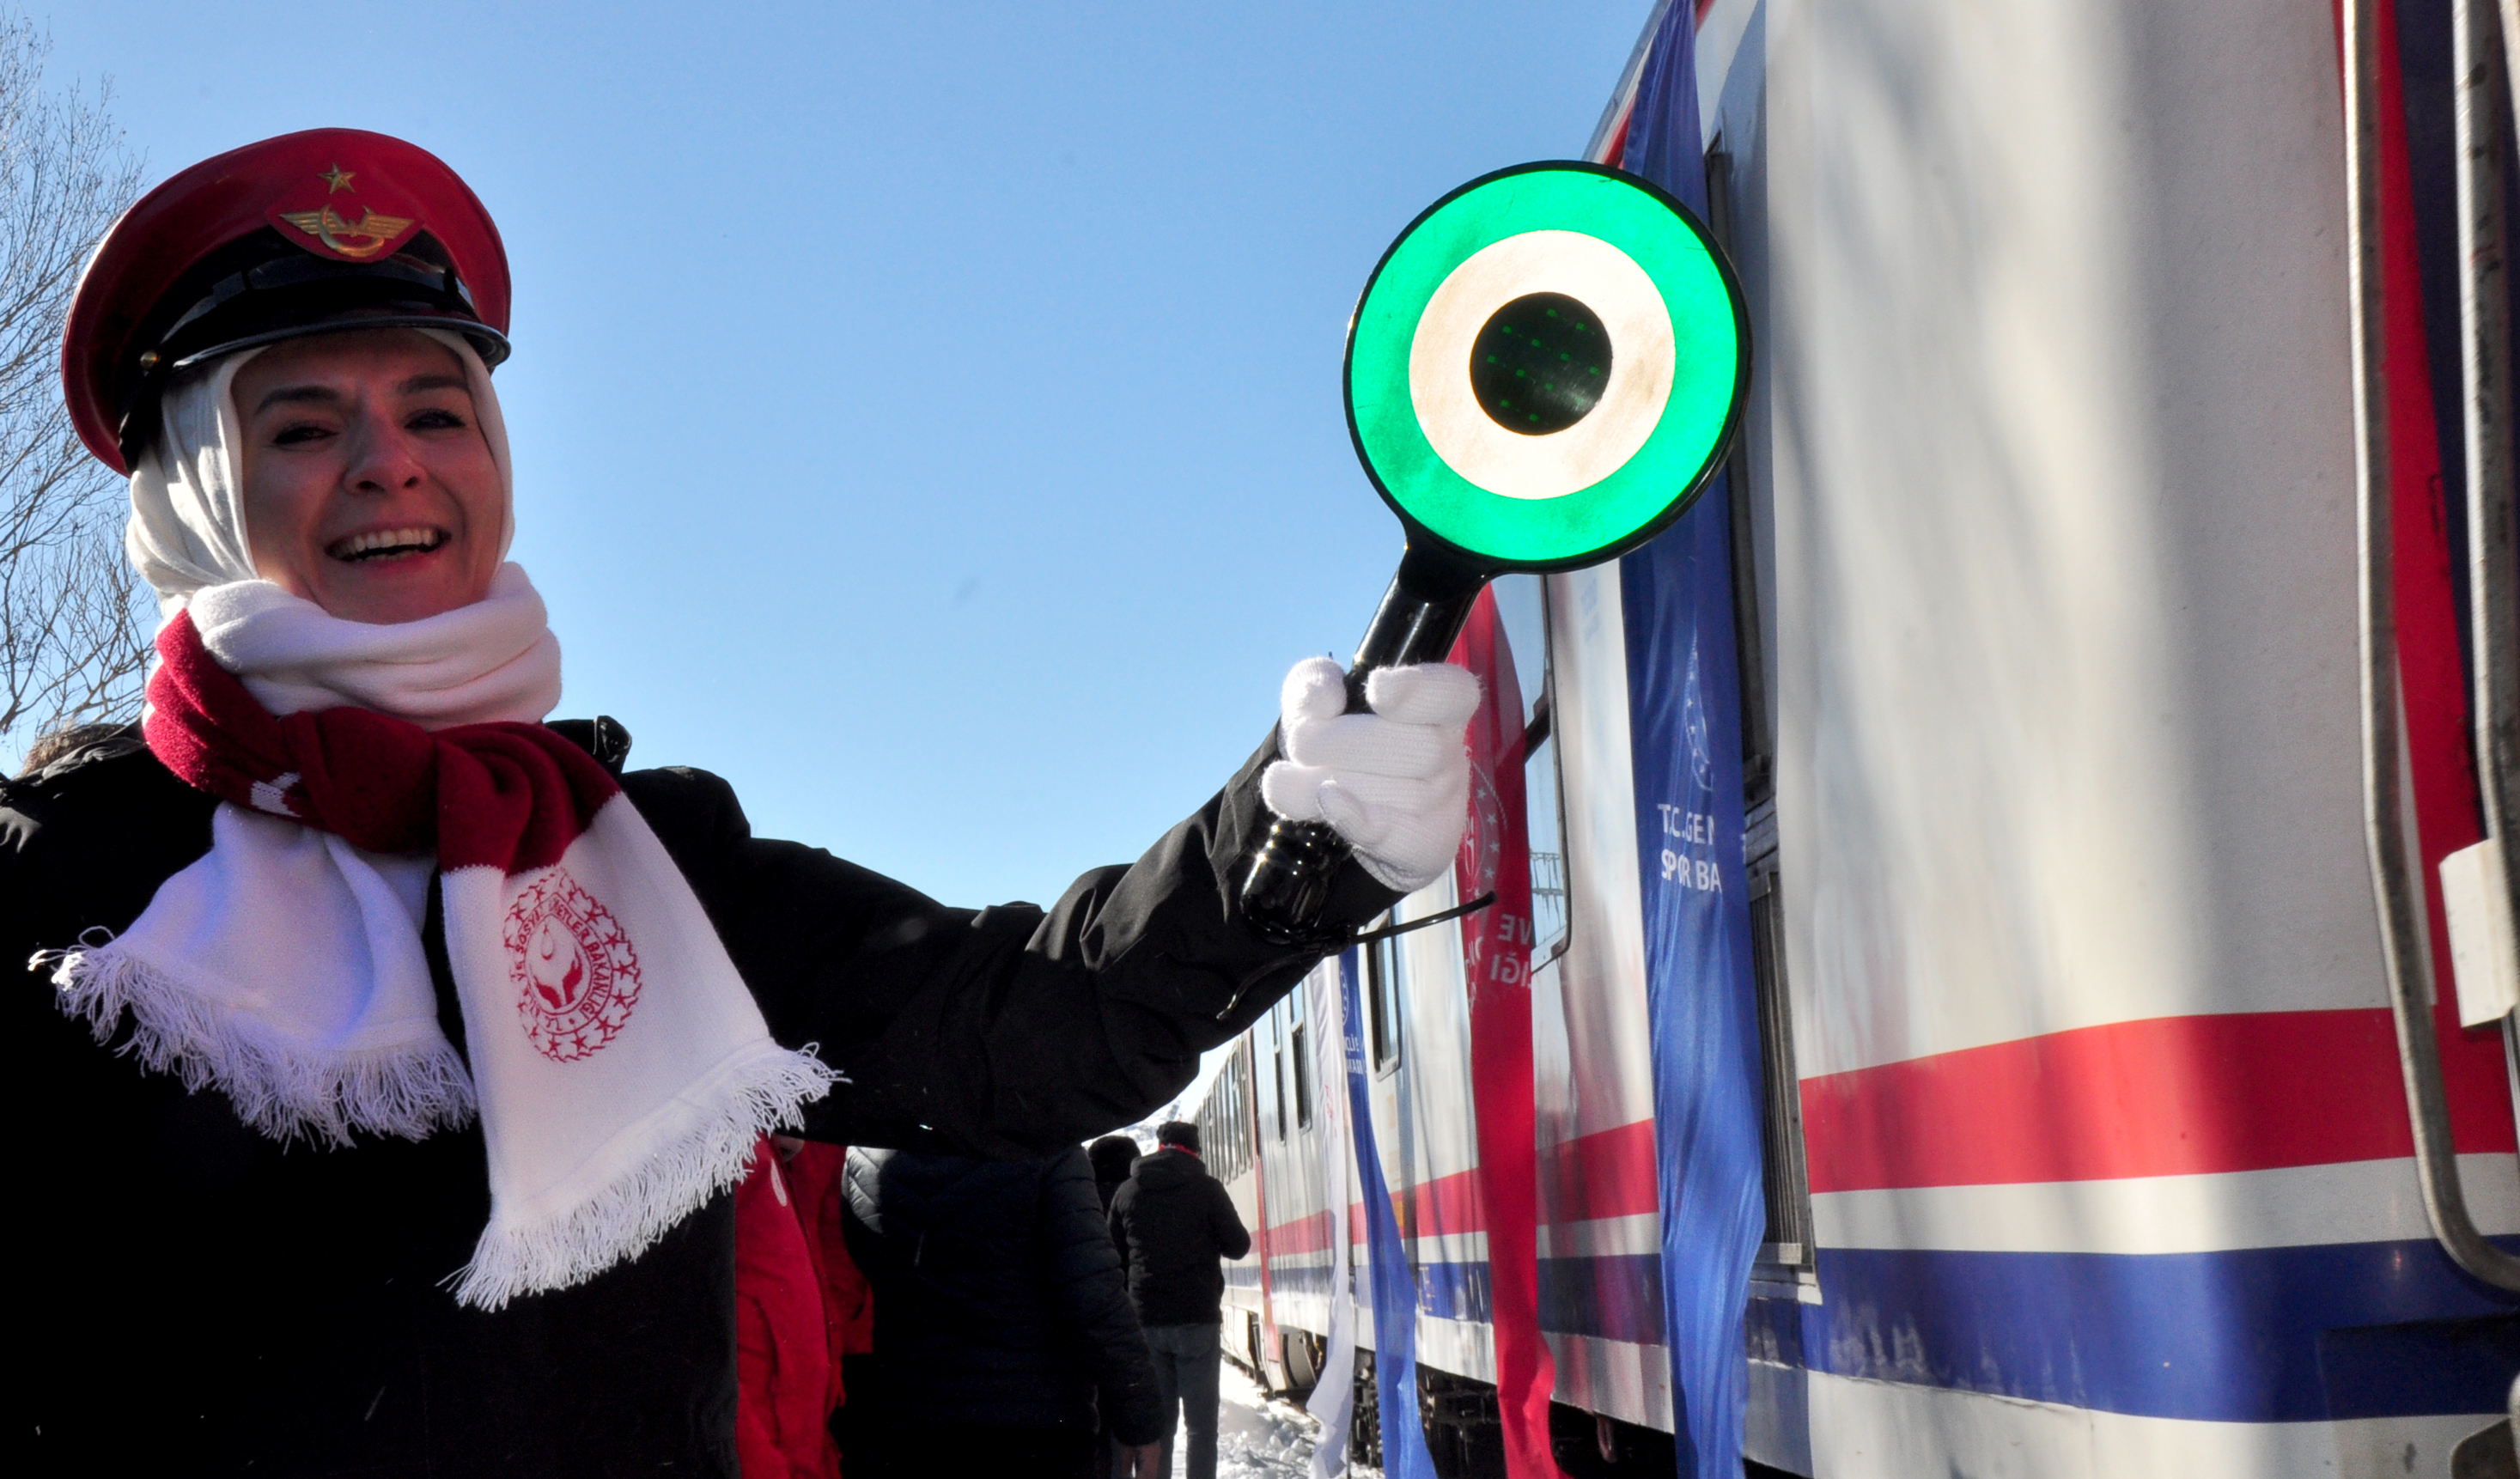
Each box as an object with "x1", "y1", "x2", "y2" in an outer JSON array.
[{"x1": 1748, "y1": 0, "x2": 2520, "y2": 1467}]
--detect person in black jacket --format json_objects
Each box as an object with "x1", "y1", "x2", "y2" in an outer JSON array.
[
  {"x1": 837, "y1": 1146, "x2": 1164, "y2": 1478},
  {"x1": 1108, "y1": 1121, "x2": 1253, "y2": 1479},
  {"x1": 9, "y1": 127, "x2": 1482, "y2": 1477},
  {"x1": 1086, "y1": 1132, "x2": 1153, "y2": 1479}
]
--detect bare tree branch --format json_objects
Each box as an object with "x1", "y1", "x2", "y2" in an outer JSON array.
[{"x1": 0, "y1": 9, "x2": 145, "y2": 770}]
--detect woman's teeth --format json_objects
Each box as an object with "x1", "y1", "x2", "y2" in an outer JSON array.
[{"x1": 331, "y1": 528, "x2": 446, "y2": 562}]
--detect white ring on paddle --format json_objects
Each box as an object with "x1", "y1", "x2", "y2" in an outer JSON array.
[{"x1": 1407, "y1": 229, "x2": 1675, "y2": 501}]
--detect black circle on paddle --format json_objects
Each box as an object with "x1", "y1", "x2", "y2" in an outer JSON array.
[{"x1": 1470, "y1": 291, "x2": 1612, "y2": 435}]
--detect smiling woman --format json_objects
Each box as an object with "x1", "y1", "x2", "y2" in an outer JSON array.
[
  {"x1": 5, "y1": 126, "x2": 1480, "y2": 1478},
  {"x1": 232, "y1": 329, "x2": 506, "y2": 624}
]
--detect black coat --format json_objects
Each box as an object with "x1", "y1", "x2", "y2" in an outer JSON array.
[
  {"x1": 838, "y1": 1147, "x2": 1163, "y2": 1444},
  {"x1": 2, "y1": 721, "x2": 1392, "y2": 1477},
  {"x1": 1108, "y1": 1147, "x2": 1251, "y2": 1327}
]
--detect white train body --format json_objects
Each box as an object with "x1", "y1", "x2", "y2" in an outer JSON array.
[{"x1": 1196, "y1": 0, "x2": 2520, "y2": 1473}]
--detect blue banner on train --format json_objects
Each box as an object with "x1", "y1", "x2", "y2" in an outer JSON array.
[
  {"x1": 1340, "y1": 951, "x2": 1439, "y2": 1479},
  {"x1": 1619, "y1": 6, "x2": 1768, "y2": 1475}
]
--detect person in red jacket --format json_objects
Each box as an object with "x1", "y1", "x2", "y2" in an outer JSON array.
[{"x1": 737, "y1": 1137, "x2": 877, "y2": 1478}]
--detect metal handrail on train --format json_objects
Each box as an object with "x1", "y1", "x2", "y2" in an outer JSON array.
[
  {"x1": 2348, "y1": 0, "x2": 2520, "y2": 1294},
  {"x1": 2468, "y1": 0, "x2": 2520, "y2": 1119},
  {"x1": 2468, "y1": 0, "x2": 2520, "y2": 1237}
]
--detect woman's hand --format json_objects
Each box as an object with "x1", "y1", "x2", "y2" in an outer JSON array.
[{"x1": 1261, "y1": 655, "x2": 1482, "y2": 893}]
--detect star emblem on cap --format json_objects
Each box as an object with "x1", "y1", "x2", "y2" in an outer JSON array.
[{"x1": 320, "y1": 163, "x2": 356, "y2": 193}]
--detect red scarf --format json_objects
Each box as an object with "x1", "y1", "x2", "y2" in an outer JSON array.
[{"x1": 148, "y1": 608, "x2": 618, "y2": 876}]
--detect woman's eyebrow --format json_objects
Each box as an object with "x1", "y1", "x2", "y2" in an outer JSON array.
[
  {"x1": 253, "y1": 372, "x2": 468, "y2": 415},
  {"x1": 253, "y1": 384, "x2": 338, "y2": 413}
]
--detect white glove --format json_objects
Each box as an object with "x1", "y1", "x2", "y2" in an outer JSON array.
[{"x1": 1260, "y1": 655, "x2": 1482, "y2": 894}]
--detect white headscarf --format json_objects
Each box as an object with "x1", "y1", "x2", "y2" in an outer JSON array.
[
  {"x1": 124, "y1": 328, "x2": 518, "y2": 620},
  {"x1": 117, "y1": 327, "x2": 557, "y2": 729}
]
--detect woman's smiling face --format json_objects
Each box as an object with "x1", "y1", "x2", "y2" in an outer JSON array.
[{"x1": 233, "y1": 328, "x2": 504, "y2": 624}]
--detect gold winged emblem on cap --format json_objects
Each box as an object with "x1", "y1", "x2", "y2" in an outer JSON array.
[{"x1": 277, "y1": 205, "x2": 417, "y2": 260}]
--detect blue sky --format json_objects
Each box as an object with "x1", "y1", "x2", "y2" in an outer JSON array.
[{"x1": 40, "y1": 2, "x2": 1652, "y2": 908}]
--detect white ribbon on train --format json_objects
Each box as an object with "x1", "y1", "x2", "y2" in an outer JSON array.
[{"x1": 1305, "y1": 956, "x2": 1359, "y2": 1478}]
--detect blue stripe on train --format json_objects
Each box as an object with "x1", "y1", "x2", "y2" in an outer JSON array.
[
  {"x1": 1267, "y1": 1234, "x2": 2520, "y2": 1415},
  {"x1": 1752, "y1": 1238, "x2": 2520, "y2": 1421},
  {"x1": 1542, "y1": 1253, "x2": 1664, "y2": 1345},
  {"x1": 1262, "y1": 1262, "x2": 1336, "y2": 1296}
]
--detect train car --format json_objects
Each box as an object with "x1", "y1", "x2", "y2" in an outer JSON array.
[{"x1": 1193, "y1": 0, "x2": 2520, "y2": 1474}]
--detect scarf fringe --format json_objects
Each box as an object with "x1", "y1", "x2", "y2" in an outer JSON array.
[
  {"x1": 38, "y1": 937, "x2": 478, "y2": 1147},
  {"x1": 449, "y1": 1044, "x2": 840, "y2": 1310}
]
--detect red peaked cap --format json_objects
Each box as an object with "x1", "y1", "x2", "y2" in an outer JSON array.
[{"x1": 62, "y1": 128, "x2": 511, "y2": 475}]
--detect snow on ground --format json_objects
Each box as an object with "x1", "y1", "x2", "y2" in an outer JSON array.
[
  {"x1": 1197, "y1": 1361, "x2": 1382, "y2": 1479},
  {"x1": 1200, "y1": 1361, "x2": 1315, "y2": 1478}
]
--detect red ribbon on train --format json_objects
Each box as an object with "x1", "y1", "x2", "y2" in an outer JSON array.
[{"x1": 1449, "y1": 589, "x2": 1559, "y2": 1479}]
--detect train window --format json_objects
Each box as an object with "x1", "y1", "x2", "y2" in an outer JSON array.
[
  {"x1": 1271, "y1": 1040, "x2": 1288, "y2": 1142},
  {"x1": 1267, "y1": 999, "x2": 1289, "y2": 1142},
  {"x1": 1255, "y1": 1008, "x2": 1282, "y2": 1147},
  {"x1": 1367, "y1": 930, "x2": 1404, "y2": 1074},
  {"x1": 1702, "y1": 147, "x2": 1774, "y2": 806},
  {"x1": 1235, "y1": 1053, "x2": 1251, "y2": 1177},
  {"x1": 1288, "y1": 986, "x2": 1313, "y2": 1130},
  {"x1": 1492, "y1": 574, "x2": 1570, "y2": 959},
  {"x1": 1213, "y1": 1056, "x2": 1234, "y2": 1183},
  {"x1": 1523, "y1": 720, "x2": 1568, "y2": 955},
  {"x1": 1243, "y1": 1050, "x2": 1255, "y2": 1170},
  {"x1": 1221, "y1": 1055, "x2": 1239, "y2": 1181},
  {"x1": 1489, "y1": 574, "x2": 1548, "y2": 732},
  {"x1": 1214, "y1": 1061, "x2": 1233, "y2": 1183},
  {"x1": 1706, "y1": 143, "x2": 1812, "y2": 1279},
  {"x1": 1290, "y1": 1025, "x2": 1312, "y2": 1128},
  {"x1": 1747, "y1": 825, "x2": 1811, "y2": 1270},
  {"x1": 1235, "y1": 1052, "x2": 1251, "y2": 1178}
]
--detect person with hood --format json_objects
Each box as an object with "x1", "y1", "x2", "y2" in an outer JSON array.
[
  {"x1": 1108, "y1": 1120, "x2": 1253, "y2": 1479},
  {"x1": 1085, "y1": 1132, "x2": 1150, "y2": 1476},
  {"x1": 837, "y1": 1146, "x2": 1166, "y2": 1477},
  {"x1": 6, "y1": 129, "x2": 1480, "y2": 1476},
  {"x1": 1089, "y1": 1132, "x2": 1143, "y2": 1212}
]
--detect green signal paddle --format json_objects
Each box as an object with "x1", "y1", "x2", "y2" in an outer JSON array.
[{"x1": 1242, "y1": 161, "x2": 1751, "y2": 943}]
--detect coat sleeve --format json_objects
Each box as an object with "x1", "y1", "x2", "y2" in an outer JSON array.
[
  {"x1": 1039, "y1": 1151, "x2": 1166, "y2": 1446},
  {"x1": 623, "y1": 735, "x2": 1398, "y2": 1157},
  {"x1": 0, "y1": 744, "x2": 219, "y2": 977},
  {"x1": 1208, "y1": 1177, "x2": 1253, "y2": 1261},
  {"x1": 1109, "y1": 1185, "x2": 1134, "y2": 1280}
]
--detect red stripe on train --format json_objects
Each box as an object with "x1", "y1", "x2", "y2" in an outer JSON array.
[
  {"x1": 1267, "y1": 1208, "x2": 1335, "y2": 1254},
  {"x1": 1543, "y1": 1118, "x2": 1659, "y2": 1221},
  {"x1": 1266, "y1": 1118, "x2": 1660, "y2": 1243},
  {"x1": 1800, "y1": 1008, "x2": 2517, "y2": 1193}
]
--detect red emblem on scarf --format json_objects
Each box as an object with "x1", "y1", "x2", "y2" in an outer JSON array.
[{"x1": 505, "y1": 868, "x2": 642, "y2": 1062}]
